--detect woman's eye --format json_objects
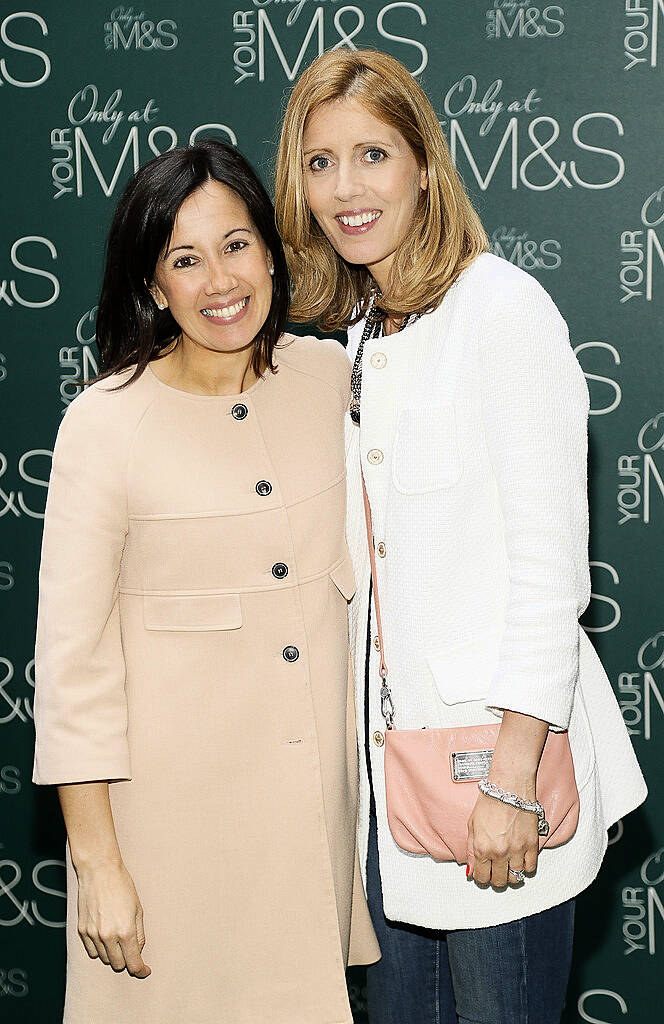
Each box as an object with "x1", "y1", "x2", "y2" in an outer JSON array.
[
  {"x1": 309, "y1": 155, "x2": 331, "y2": 172},
  {"x1": 173, "y1": 255, "x2": 196, "y2": 269},
  {"x1": 365, "y1": 148, "x2": 386, "y2": 164},
  {"x1": 226, "y1": 240, "x2": 248, "y2": 254}
]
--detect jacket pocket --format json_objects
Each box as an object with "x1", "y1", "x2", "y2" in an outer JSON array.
[
  {"x1": 425, "y1": 631, "x2": 502, "y2": 705},
  {"x1": 143, "y1": 593, "x2": 242, "y2": 631},
  {"x1": 329, "y1": 552, "x2": 357, "y2": 601},
  {"x1": 392, "y1": 405, "x2": 462, "y2": 494}
]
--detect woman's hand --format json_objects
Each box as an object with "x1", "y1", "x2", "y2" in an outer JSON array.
[
  {"x1": 57, "y1": 782, "x2": 151, "y2": 978},
  {"x1": 465, "y1": 709, "x2": 550, "y2": 889},
  {"x1": 76, "y1": 858, "x2": 151, "y2": 978},
  {"x1": 466, "y1": 782, "x2": 539, "y2": 889}
]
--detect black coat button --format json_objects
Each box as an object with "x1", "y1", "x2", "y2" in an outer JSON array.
[
  {"x1": 272, "y1": 562, "x2": 288, "y2": 579},
  {"x1": 231, "y1": 403, "x2": 248, "y2": 421},
  {"x1": 256, "y1": 480, "x2": 272, "y2": 496},
  {"x1": 282, "y1": 646, "x2": 299, "y2": 662}
]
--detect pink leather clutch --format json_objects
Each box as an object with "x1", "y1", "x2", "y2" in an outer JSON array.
[
  {"x1": 361, "y1": 472, "x2": 579, "y2": 865},
  {"x1": 384, "y1": 723, "x2": 579, "y2": 864}
]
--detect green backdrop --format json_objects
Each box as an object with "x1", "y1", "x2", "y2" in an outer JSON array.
[{"x1": 1, "y1": 2, "x2": 663, "y2": 1021}]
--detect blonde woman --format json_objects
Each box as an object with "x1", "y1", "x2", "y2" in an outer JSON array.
[{"x1": 275, "y1": 50, "x2": 646, "y2": 1024}]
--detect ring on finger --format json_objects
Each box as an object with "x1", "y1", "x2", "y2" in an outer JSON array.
[{"x1": 508, "y1": 867, "x2": 525, "y2": 883}]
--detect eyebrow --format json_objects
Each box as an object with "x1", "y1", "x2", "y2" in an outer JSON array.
[
  {"x1": 302, "y1": 141, "x2": 394, "y2": 157},
  {"x1": 164, "y1": 227, "x2": 253, "y2": 259}
]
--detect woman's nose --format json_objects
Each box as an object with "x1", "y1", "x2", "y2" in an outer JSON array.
[
  {"x1": 334, "y1": 159, "x2": 364, "y2": 204},
  {"x1": 204, "y1": 259, "x2": 237, "y2": 296}
]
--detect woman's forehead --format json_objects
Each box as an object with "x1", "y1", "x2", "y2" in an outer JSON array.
[
  {"x1": 303, "y1": 99, "x2": 404, "y2": 147},
  {"x1": 172, "y1": 183, "x2": 251, "y2": 234}
]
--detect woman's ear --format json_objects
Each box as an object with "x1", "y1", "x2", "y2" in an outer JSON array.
[
  {"x1": 148, "y1": 281, "x2": 168, "y2": 311},
  {"x1": 420, "y1": 165, "x2": 428, "y2": 191}
]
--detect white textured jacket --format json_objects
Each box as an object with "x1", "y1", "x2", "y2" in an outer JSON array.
[{"x1": 344, "y1": 252, "x2": 646, "y2": 929}]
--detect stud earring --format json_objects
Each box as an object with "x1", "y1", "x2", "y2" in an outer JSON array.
[
  {"x1": 268, "y1": 265, "x2": 274, "y2": 276},
  {"x1": 157, "y1": 301, "x2": 165, "y2": 310}
]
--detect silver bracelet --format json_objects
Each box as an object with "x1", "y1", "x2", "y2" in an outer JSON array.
[{"x1": 477, "y1": 778, "x2": 550, "y2": 837}]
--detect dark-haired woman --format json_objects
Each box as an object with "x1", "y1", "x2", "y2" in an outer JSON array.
[{"x1": 33, "y1": 140, "x2": 379, "y2": 1024}]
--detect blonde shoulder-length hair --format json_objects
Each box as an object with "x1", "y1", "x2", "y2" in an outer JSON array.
[{"x1": 275, "y1": 48, "x2": 488, "y2": 331}]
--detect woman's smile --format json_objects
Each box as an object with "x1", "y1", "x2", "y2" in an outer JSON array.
[
  {"x1": 334, "y1": 208, "x2": 383, "y2": 234},
  {"x1": 200, "y1": 295, "x2": 250, "y2": 324}
]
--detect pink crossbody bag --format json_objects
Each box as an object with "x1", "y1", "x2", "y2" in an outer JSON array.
[{"x1": 361, "y1": 471, "x2": 580, "y2": 865}]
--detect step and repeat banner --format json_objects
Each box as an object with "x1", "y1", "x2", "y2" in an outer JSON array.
[{"x1": 1, "y1": 2, "x2": 663, "y2": 1021}]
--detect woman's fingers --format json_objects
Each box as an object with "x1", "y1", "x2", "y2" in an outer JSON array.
[
  {"x1": 524, "y1": 845, "x2": 539, "y2": 875},
  {"x1": 136, "y1": 905, "x2": 146, "y2": 952},
  {"x1": 490, "y1": 858, "x2": 509, "y2": 889},
  {"x1": 104, "y1": 938, "x2": 127, "y2": 973},
  {"x1": 78, "y1": 916, "x2": 109, "y2": 963},
  {"x1": 471, "y1": 853, "x2": 491, "y2": 886},
  {"x1": 119, "y1": 932, "x2": 151, "y2": 978},
  {"x1": 79, "y1": 928, "x2": 100, "y2": 961},
  {"x1": 507, "y1": 859, "x2": 526, "y2": 886},
  {"x1": 92, "y1": 933, "x2": 111, "y2": 965},
  {"x1": 465, "y1": 825, "x2": 475, "y2": 879},
  {"x1": 79, "y1": 922, "x2": 150, "y2": 978}
]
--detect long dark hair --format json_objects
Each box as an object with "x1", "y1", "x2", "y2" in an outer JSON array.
[{"x1": 96, "y1": 140, "x2": 290, "y2": 385}]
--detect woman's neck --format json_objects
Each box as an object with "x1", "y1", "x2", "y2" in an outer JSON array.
[
  {"x1": 368, "y1": 264, "x2": 405, "y2": 336},
  {"x1": 153, "y1": 336, "x2": 258, "y2": 396},
  {"x1": 382, "y1": 316, "x2": 402, "y2": 336}
]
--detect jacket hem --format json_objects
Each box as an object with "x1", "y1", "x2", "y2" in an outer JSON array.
[{"x1": 381, "y1": 837, "x2": 608, "y2": 931}]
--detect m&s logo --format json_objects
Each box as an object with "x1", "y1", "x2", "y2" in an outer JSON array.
[
  {"x1": 104, "y1": 7, "x2": 178, "y2": 51},
  {"x1": 232, "y1": 2, "x2": 429, "y2": 85}
]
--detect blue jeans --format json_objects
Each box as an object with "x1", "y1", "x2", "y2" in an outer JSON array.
[{"x1": 365, "y1": 812, "x2": 574, "y2": 1024}]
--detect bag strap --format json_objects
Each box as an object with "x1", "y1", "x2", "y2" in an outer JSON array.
[{"x1": 361, "y1": 470, "x2": 396, "y2": 728}]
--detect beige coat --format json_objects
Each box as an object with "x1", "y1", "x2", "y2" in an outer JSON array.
[{"x1": 33, "y1": 334, "x2": 379, "y2": 1024}]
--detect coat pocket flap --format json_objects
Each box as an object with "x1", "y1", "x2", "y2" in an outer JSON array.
[
  {"x1": 143, "y1": 594, "x2": 242, "y2": 631},
  {"x1": 425, "y1": 631, "x2": 502, "y2": 705},
  {"x1": 329, "y1": 554, "x2": 357, "y2": 601}
]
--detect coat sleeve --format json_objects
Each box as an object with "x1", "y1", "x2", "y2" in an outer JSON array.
[
  {"x1": 33, "y1": 386, "x2": 131, "y2": 784},
  {"x1": 477, "y1": 274, "x2": 591, "y2": 731}
]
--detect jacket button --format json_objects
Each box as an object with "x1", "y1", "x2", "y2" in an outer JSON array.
[
  {"x1": 231, "y1": 403, "x2": 248, "y2": 421},
  {"x1": 256, "y1": 480, "x2": 272, "y2": 496},
  {"x1": 282, "y1": 645, "x2": 299, "y2": 662},
  {"x1": 370, "y1": 352, "x2": 387, "y2": 369},
  {"x1": 373, "y1": 730, "x2": 385, "y2": 747},
  {"x1": 367, "y1": 449, "x2": 383, "y2": 465},
  {"x1": 377, "y1": 542, "x2": 386, "y2": 558},
  {"x1": 272, "y1": 562, "x2": 288, "y2": 580},
  {"x1": 373, "y1": 635, "x2": 381, "y2": 651}
]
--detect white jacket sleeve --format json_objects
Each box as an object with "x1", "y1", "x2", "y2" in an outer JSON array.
[
  {"x1": 33, "y1": 386, "x2": 131, "y2": 784},
  {"x1": 478, "y1": 274, "x2": 591, "y2": 730}
]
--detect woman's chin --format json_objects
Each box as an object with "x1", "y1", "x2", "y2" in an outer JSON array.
[
  {"x1": 329, "y1": 233, "x2": 394, "y2": 274},
  {"x1": 336, "y1": 240, "x2": 387, "y2": 268}
]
